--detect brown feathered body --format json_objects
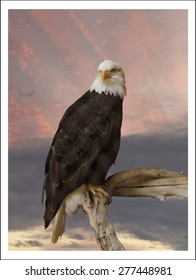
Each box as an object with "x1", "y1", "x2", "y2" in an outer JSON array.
[{"x1": 43, "y1": 90, "x2": 123, "y2": 228}]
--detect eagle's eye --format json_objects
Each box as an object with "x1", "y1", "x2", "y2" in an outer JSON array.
[{"x1": 110, "y1": 68, "x2": 116, "y2": 72}]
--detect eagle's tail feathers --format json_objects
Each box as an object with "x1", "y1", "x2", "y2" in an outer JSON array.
[{"x1": 51, "y1": 199, "x2": 66, "y2": 244}]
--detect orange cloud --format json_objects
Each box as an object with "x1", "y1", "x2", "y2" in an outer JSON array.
[
  {"x1": 22, "y1": 41, "x2": 35, "y2": 57},
  {"x1": 9, "y1": 225, "x2": 174, "y2": 251}
]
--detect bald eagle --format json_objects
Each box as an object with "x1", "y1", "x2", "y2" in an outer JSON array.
[{"x1": 42, "y1": 60, "x2": 126, "y2": 242}]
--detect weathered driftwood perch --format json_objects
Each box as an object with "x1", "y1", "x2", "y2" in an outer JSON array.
[
  {"x1": 82, "y1": 190, "x2": 125, "y2": 250},
  {"x1": 104, "y1": 167, "x2": 188, "y2": 200},
  {"x1": 52, "y1": 168, "x2": 188, "y2": 250}
]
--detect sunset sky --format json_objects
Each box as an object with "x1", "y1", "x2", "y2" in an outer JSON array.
[{"x1": 8, "y1": 8, "x2": 188, "y2": 252}]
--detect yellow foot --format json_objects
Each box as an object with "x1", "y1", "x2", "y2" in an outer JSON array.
[{"x1": 87, "y1": 185, "x2": 112, "y2": 204}]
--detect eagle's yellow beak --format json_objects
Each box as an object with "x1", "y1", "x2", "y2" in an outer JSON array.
[{"x1": 101, "y1": 70, "x2": 111, "y2": 81}]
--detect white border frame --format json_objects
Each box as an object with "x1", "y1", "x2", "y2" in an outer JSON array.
[{"x1": 1, "y1": 1, "x2": 195, "y2": 260}]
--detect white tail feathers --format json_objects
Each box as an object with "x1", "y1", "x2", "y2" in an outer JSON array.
[
  {"x1": 51, "y1": 199, "x2": 66, "y2": 244},
  {"x1": 51, "y1": 185, "x2": 85, "y2": 244}
]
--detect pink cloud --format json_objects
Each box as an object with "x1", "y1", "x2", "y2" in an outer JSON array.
[
  {"x1": 69, "y1": 10, "x2": 105, "y2": 59},
  {"x1": 9, "y1": 84, "x2": 54, "y2": 146},
  {"x1": 8, "y1": 10, "x2": 187, "y2": 145}
]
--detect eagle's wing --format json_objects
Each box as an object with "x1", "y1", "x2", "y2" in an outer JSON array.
[{"x1": 43, "y1": 91, "x2": 116, "y2": 228}]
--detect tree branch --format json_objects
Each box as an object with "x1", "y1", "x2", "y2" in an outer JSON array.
[
  {"x1": 104, "y1": 168, "x2": 188, "y2": 200},
  {"x1": 51, "y1": 168, "x2": 188, "y2": 250},
  {"x1": 81, "y1": 168, "x2": 187, "y2": 250},
  {"x1": 82, "y1": 190, "x2": 125, "y2": 250}
]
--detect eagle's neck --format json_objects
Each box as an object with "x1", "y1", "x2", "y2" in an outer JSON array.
[{"x1": 90, "y1": 76, "x2": 126, "y2": 98}]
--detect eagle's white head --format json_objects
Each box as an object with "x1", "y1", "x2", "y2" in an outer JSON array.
[{"x1": 90, "y1": 59, "x2": 126, "y2": 98}]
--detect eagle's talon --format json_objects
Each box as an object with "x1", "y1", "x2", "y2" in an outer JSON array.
[
  {"x1": 87, "y1": 184, "x2": 111, "y2": 205},
  {"x1": 106, "y1": 194, "x2": 112, "y2": 205}
]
